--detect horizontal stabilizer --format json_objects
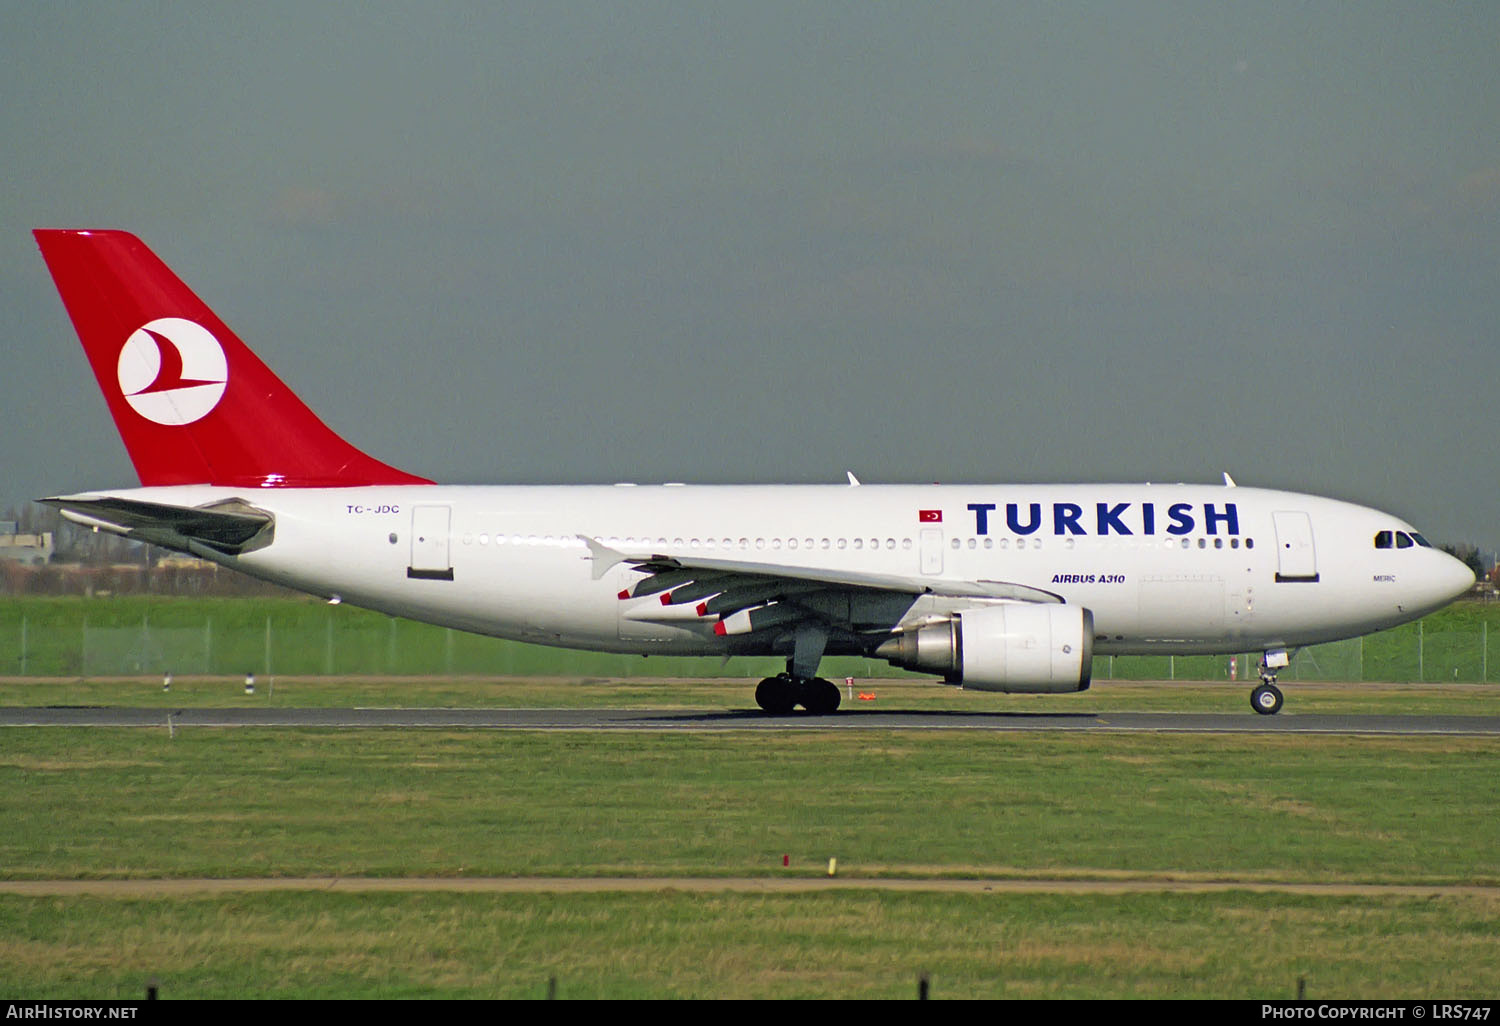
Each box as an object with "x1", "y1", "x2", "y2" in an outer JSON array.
[{"x1": 40, "y1": 494, "x2": 274, "y2": 557}]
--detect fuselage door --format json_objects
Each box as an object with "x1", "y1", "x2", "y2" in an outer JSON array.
[
  {"x1": 1272, "y1": 511, "x2": 1318, "y2": 583},
  {"x1": 408, "y1": 504, "x2": 454, "y2": 581},
  {"x1": 920, "y1": 528, "x2": 944, "y2": 575}
]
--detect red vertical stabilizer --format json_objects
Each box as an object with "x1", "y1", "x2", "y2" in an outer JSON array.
[{"x1": 34, "y1": 229, "x2": 432, "y2": 488}]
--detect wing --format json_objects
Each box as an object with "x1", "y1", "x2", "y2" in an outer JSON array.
[
  {"x1": 582, "y1": 535, "x2": 1061, "y2": 642},
  {"x1": 40, "y1": 494, "x2": 274, "y2": 557}
]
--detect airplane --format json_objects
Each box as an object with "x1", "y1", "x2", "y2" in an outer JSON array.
[{"x1": 31, "y1": 228, "x2": 1475, "y2": 716}]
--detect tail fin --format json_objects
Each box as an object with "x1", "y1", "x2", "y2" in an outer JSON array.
[{"x1": 34, "y1": 229, "x2": 431, "y2": 488}]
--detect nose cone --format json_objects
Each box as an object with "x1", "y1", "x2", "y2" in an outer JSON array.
[
  {"x1": 1418, "y1": 551, "x2": 1476, "y2": 613},
  {"x1": 1444, "y1": 552, "x2": 1478, "y2": 596}
]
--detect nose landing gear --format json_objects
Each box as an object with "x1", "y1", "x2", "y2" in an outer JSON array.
[
  {"x1": 1250, "y1": 648, "x2": 1290, "y2": 715},
  {"x1": 1250, "y1": 679, "x2": 1284, "y2": 715}
]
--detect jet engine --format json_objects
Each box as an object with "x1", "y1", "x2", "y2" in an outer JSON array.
[{"x1": 875, "y1": 603, "x2": 1094, "y2": 693}]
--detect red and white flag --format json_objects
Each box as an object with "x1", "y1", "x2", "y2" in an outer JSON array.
[{"x1": 919, "y1": 510, "x2": 943, "y2": 523}]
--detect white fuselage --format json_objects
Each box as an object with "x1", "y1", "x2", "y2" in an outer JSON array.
[{"x1": 87, "y1": 482, "x2": 1475, "y2": 661}]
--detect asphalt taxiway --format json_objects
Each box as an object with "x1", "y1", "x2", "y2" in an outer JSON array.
[{"x1": 2, "y1": 706, "x2": 1498, "y2": 735}]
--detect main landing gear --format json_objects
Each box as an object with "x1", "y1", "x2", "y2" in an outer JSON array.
[
  {"x1": 755, "y1": 624, "x2": 841, "y2": 715},
  {"x1": 755, "y1": 673, "x2": 842, "y2": 716}
]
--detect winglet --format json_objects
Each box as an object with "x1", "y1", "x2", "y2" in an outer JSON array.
[
  {"x1": 1223, "y1": 472, "x2": 1238, "y2": 487},
  {"x1": 846, "y1": 471, "x2": 861, "y2": 486}
]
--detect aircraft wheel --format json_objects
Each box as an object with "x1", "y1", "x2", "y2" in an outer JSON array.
[
  {"x1": 800, "y1": 677, "x2": 842, "y2": 715},
  {"x1": 755, "y1": 676, "x2": 796, "y2": 715},
  {"x1": 1250, "y1": 682, "x2": 1284, "y2": 716}
]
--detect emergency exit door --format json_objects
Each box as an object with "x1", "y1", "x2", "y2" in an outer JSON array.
[
  {"x1": 408, "y1": 504, "x2": 454, "y2": 580},
  {"x1": 1272, "y1": 511, "x2": 1318, "y2": 583}
]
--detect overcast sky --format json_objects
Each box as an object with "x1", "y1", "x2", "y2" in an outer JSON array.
[{"x1": 2, "y1": 3, "x2": 1496, "y2": 547}]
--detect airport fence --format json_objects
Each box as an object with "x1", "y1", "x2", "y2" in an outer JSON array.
[
  {"x1": 1093, "y1": 620, "x2": 1495, "y2": 684},
  {"x1": 0, "y1": 599, "x2": 1495, "y2": 683}
]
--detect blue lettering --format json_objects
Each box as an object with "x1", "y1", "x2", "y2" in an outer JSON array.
[
  {"x1": 1096, "y1": 502, "x2": 1132, "y2": 535},
  {"x1": 1054, "y1": 503, "x2": 1085, "y2": 536},
  {"x1": 1204, "y1": 503, "x2": 1239, "y2": 536},
  {"x1": 1167, "y1": 502, "x2": 1195, "y2": 536},
  {"x1": 1006, "y1": 502, "x2": 1042, "y2": 535},
  {"x1": 968, "y1": 503, "x2": 996, "y2": 536},
  {"x1": 1142, "y1": 502, "x2": 1155, "y2": 535}
]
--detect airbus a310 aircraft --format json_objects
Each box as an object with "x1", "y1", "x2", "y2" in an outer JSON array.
[{"x1": 33, "y1": 229, "x2": 1474, "y2": 715}]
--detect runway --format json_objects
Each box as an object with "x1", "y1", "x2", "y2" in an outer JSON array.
[{"x1": 3, "y1": 705, "x2": 1499, "y2": 735}]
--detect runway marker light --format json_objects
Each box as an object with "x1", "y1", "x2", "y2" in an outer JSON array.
[{"x1": 827, "y1": 857, "x2": 837, "y2": 877}]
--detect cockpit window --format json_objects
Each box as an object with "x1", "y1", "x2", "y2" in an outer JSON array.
[{"x1": 1377, "y1": 529, "x2": 1429, "y2": 550}]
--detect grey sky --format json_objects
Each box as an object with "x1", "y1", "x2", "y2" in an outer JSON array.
[{"x1": 2, "y1": 3, "x2": 1496, "y2": 546}]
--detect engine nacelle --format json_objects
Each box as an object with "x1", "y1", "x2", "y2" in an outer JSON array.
[{"x1": 876, "y1": 603, "x2": 1094, "y2": 693}]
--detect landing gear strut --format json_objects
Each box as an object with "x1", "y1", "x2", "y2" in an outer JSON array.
[{"x1": 754, "y1": 673, "x2": 842, "y2": 715}]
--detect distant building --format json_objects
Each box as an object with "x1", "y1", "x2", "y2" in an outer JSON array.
[{"x1": 0, "y1": 530, "x2": 53, "y2": 566}]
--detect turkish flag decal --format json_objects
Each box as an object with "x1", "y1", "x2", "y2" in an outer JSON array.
[{"x1": 919, "y1": 510, "x2": 943, "y2": 523}]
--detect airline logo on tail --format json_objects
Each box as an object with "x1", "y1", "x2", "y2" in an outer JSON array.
[{"x1": 116, "y1": 317, "x2": 228, "y2": 425}]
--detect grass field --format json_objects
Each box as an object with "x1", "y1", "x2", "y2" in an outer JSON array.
[
  {"x1": 4, "y1": 596, "x2": 1498, "y2": 998},
  {"x1": 3, "y1": 723, "x2": 1499, "y2": 998},
  {"x1": 6, "y1": 889, "x2": 1498, "y2": 999}
]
